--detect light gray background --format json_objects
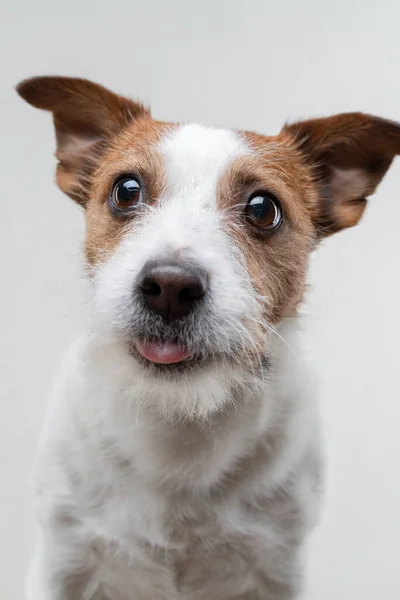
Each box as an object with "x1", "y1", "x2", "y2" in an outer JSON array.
[{"x1": 1, "y1": 1, "x2": 399, "y2": 599}]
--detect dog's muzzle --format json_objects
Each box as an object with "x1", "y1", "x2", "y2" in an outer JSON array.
[{"x1": 131, "y1": 258, "x2": 209, "y2": 366}]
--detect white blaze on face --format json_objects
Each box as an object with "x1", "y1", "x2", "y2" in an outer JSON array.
[
  {"x1": 135, "y1": 124, "x2": 247, "y2": 254},
  {"x1": 159, "y1": 123, "x2": 245, "y2": 208}
]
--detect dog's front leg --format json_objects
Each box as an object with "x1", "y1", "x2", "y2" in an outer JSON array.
[{"x1": 26, "y1": 524, "x2": 98, "y2": 600}]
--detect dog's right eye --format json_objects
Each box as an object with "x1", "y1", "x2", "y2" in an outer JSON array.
[{"x1": 109, "y1": 177, "x2": 143, "y2": 215}]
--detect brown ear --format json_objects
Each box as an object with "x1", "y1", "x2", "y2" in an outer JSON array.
[
  {"x1": 282, "y1": 113, "x2": 400, "y2": 236},
  {"x1": 16, "y1": 76, "x2": 149, "y2": 206}
]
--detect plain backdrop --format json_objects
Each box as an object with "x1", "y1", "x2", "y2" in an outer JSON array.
[{"x1": 1, "y1": 1, "x2": 399, "y2": 599}]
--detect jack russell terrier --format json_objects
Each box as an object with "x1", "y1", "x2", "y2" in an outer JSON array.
[{"x1": 17, "y1": 76, "x2": 400, "y2": 600}]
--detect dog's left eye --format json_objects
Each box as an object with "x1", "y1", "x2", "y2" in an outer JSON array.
[
  {"x1": 245, "y1": 193, "x2": 283, "y2": 231},
  {"x1": 109, "y1": 177, "x2": 143, "y2": 215}
]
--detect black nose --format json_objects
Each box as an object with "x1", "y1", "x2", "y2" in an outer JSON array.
[{"x1": 138, "y1": 260, "x2": 208, "y2": 322}]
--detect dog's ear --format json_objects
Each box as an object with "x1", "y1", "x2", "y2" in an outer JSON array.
[
  {"x1": 282, "y1": 113, "x2": 400, "y2": 236},
  {"x1": 17, "y1": 76, "x2": 149, "y2": 206}
]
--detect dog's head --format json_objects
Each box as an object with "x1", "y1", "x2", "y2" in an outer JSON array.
[{"x1": 17, "y1": 77, "x2": 400, "y2": 414}]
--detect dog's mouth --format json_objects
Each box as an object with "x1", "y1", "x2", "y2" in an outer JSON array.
[
  {"x1": 135, "y1": 339, "x2": 192, "y2": 365},
  {"x1": 129, "y1": 335, "x2": 205, "y2": 375},
  {"x1": 128, "y1": 331, "x2": 269, "y2": 379},
  {"x1": 127, "y1": 311, "x2": 248, "y2": 375}
]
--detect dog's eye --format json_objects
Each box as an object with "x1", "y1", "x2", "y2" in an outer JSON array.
[
  {"x1": 110, "y1": 177, "x2": 142, "y2": 215},
  {"x1": 245, "y1": 193, "x2": 283, "y2": 231}
]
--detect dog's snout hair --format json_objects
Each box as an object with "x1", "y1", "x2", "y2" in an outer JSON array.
[{"x1": 17, "y1": 75, "x2": 400, "y2": 600}]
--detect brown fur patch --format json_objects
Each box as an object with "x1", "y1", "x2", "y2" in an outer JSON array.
[
  {"x1": 17, "y1": 79, "x2": 177, "y2": 266},
  {"x1": 219, "y1": 131, "x2": 317, "y2": 322},
  {"x1": 17, "y1": 76, "x2": 151, "y2": 206},
  {"x1": 84, "y1": 118, "x2": 176, "y2": 266}
]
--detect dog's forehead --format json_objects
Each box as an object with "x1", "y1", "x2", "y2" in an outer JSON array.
[{"x1": 158, "y1": 124, "x2": 247, "y2": 193}]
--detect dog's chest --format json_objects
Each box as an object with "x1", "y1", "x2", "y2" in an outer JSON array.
[
  {"x1": 73, "y1": 433, "x2": 316, "y2": 600},
  {"x1": 88, "y1": 484, "x2": 274, "y2": 600},
  {"x1": 54, "y1": 349, "x2": 315, "y2": 599}
]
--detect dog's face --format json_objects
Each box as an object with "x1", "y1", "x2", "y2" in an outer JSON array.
[
  {"x1": 83, "y1": 119, "x2": 316, "y2": 377},
  {"x1": 17, "y1": 77, "x2": 400, "y2": 399}
]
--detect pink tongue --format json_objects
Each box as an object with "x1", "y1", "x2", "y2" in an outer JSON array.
[{"x1": 136, "y1": 340, "x2": 192, "y2": 364}]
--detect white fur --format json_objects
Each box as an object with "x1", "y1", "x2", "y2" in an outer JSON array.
[{"x1": 27, "y1": 125, "x2": 322, "y2": 600}]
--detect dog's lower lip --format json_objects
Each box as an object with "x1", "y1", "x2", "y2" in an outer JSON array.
[{"x1": 135, "y1": 340, "x2": 192, "y2": 364}]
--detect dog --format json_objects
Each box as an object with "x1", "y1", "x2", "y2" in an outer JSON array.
[{"x1": 17, "y1": 76, "x2": 400, "y2": 600}]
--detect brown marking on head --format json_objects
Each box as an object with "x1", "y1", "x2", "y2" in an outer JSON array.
[
  {"x1": 84, "y1": 117, "x2": 175, "y2": 265},
  {"x1": 219, "y1": 131, "x2": 316, "y2": 322},
  {"x1": 16, "y1": 76, "x2": 175, "y2": 265},
  {"x1": 220, "y1": 115, "x2": 400, "y2": 322},
  {"x1": 16, "y1": 76, "x2": 150, "y2": 205}
]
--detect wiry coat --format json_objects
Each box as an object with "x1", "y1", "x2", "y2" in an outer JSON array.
[{"x1": 17, "y1": 75, "x2": 400, "y2": 599}]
